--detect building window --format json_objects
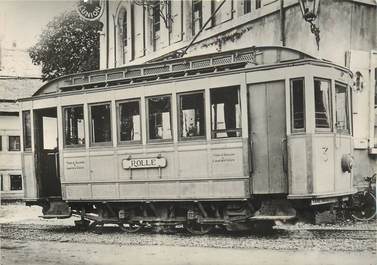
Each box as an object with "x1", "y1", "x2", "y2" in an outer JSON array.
[
  {"x1": 152, "y1": 0, "x2": 160, "y2": 50},
  {"x1": 10, "y1": 175, "x2": 22, "y2": 191},
  {"x1": 122, "y1": 10, "x2": 128, "y2": 63},
  {"x1": 335, "y1": 83, "x2": 350, "y2": 134},
  {"x1": 0, "y1": 136, "x2": 2, "y2": 151},
  {"x1": 118, "y1": 100, "x2": 141, "y2": 142},
  {"x1": 314, "y1": 78, "x2": 332, "y2": 130},
  {"x1": 8, "y1": 136, "x2": 20, "y2": 151},
  {"x1": 1, "y1": 174, "x2": 3, "y2": 191},
  {"x1": 211, "y1": 87, "x2": 241, "y2": 138},
  {"x1": 244, "y1": 0, "x2": 251, "y2": 14},
  {"x1": 63, "y1": 105, "x2": 85, "y2": 146},
  {"x1": 90, "y1": 103, "x2": 112, "y2": 144},
  {"x1": 290, "y1": 79, "x2": 305, "y2": 132},
  {"x1": 22, "y1": 111, "x2": 32, "y2": 150},
  {"x1": 148, "y1": 95, "x2": 172, "y2": 140},
  {"x1": 178, "y1": 92, "x2": 205, "y2": 139},
  {"x1": 192, "y1": 0, "x2": 202, "y2": 35},
  {"x1": 256, "y1": 0, "x2": 261, "y2": 9}
]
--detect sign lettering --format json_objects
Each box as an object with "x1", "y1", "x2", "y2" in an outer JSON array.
[
  {"x1": 122, "y1": 157, "x2": 167, "y2": 169},
  {"x1": 76, "y1": 0, "x2": 104, "y2": 21}
]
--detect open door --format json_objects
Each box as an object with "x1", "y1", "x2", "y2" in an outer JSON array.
[{"x1": 34, "y1": 108, "x2": 61, "y2": 198}]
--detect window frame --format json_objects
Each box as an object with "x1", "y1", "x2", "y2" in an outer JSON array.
[
  {"x1": 62, "y1": 104, "x2": 86, "y2": 149},
  {"x1": 88, "y1": 102, "x2": 113, "y2": 147},
  {"x1": 192, "y1": 0, "x2": 203, "y2": 35},
  {"x1": 146, "y1": 94, "x2": 173, "y2": 143},
  {"x1": 210, "y1": 86, "x2": 242, "y2": 139},
  {"x1": 334, "y1": 81, "x2": 351, "y2": 135},
  {"x1": 8, "y1": 136, "x2": 20, "y2": 151},
  {"x1": 290, "y1": 78, "x2": 306, "y2": 133},
  {"x1": 313, "y1": 77, "x2": 333, "y2": 132},
  {"x1": 9, "y1": 174, "x2": 22, "y2": 191},
  {"x1": 22, "y1": 110, "x2": 32, "y2": 151},
  {"x1": 243, "y1": 0, "x2": 252, "y2": 14},
  {"x1": 177, "y1": 90, "x2": 206, "y2": 141},
  {"x1": 116, "y1": 98, "x2": 142, "y2": 145}
]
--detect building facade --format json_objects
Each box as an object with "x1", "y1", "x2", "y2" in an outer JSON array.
[
  {"x1": 0, "y1": 41, "x2": 42, "y2": 200},
  {"x1": 96, "y1": 0, "x2": 376, "y2": 186}
]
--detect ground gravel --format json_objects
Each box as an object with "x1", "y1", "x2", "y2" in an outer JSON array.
[{"x1": 1, "y1": 204, "x2": 376, "y2": 253}]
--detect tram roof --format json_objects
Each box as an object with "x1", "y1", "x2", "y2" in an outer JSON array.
[{"x1": 29, "y1": 46, "x2": 352, "y2": 99}]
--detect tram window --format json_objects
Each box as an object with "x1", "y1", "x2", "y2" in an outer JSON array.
[
  {"x1": 22, "y1": 111, "x2": 32, "y2": 150},
  {"x1": 314, "y1": 79, "x2": 332, "y2": 130},
  {"x1": 118, "y1": 100, "x2": 141, "y2": 142},
  {"x1": 63, "y1": 105, "x2": 85, "y2": 146},
  {"x1": 290, "y1": 79, "x2": 305, "y2": 132},
  {"x1": 8, "y1": 136, "x2": 20, "y2": 151},
  {"x1": 335, "y1": 83, "x2": 350, "y2": 134},
  {"x1": 90, "y1": 103, "x2": 112, "y2": 144},
  {"x1": 178, "y1": 92, "x2": 205, "y2": 139},
  {"x1": 148, "y1": 96, "x2": 172, "y2": 140},
  {"x1": 10, "y1": 175, "x2": 22, "y2": 191},
  {"x1": 211, "y1": 87, "x2": 241, "y2": 138}
]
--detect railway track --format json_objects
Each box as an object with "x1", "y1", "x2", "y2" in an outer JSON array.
[{"x1": 1, "y1": 222, "x2": 376, "y2": 253}]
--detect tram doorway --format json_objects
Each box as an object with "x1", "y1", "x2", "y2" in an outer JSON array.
[
  {"x1": 248, "y1": 81, "x2": 288, "y2": 194},
  {"x1": 33, "y1": 108, "x2": 61, "y2": 198}
]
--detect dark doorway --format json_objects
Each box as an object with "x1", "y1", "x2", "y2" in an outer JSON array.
[{"x1": 34, "y1": 108, "x2": 61, "y2": 198}]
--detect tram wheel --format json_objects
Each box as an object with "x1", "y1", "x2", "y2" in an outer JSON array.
[
  {"x1": 184, "y1": 222, "x2": 213, "y2": 235},
  {"x1": 118, "y1": 223, "x2": 142, "y2": 233}
]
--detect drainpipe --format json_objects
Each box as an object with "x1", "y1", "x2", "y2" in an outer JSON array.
[{"x1": 280, "y1": 0, "x2": 286, "y2": 47}]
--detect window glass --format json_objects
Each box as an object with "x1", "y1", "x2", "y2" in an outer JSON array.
[
  {"x1": 9, "y1": 136, "x2": 20, "y2": 151},
  {"x1": 10, "y1": 175, "x2": 22, "y2": 191},
  {"x1": 314, "y1": 79, "x2": 332, "y2": 129},
  {"x1": 63, "y1": 105, "x2": 85, "y2": 146},
  {"x1": 211, "y1": 87, "x2": 241, "y2": 138},
  {"x1": 192, "y1": 0, "x2": 202, "y2": 35},
  {"x1": 22, "y1": 111, "x2": 32, "y2": 150},
  {"x1": 256, "y1": 0, "x2": 261, "y2": 9},
  {"x1": 335, "y1": 84, "x2": 350, "y2": 134},
  {"x1": 0, "y1": 174, "x2": 3, "y2": 191},
  {"x1": 0, "y1": 136, "x2": 2, "y2": 151},
  {"x1": 179, "y1": 92, "x2": 205, "y2": 139},
  {"x1": 90, "y1": 103, "x2": 112, "y2": 144},
  {"x1": 291, "y1": 79, "x2": 305, "y2": 131},
  {"x1": 244, "y1": 0, "x2": 251, "y2": 14},
  {"x1": 118, "y1": 101, "x2": 141, "y2": 142},
  {"x1": 122, "y1": 10, "x2": 127, "y2": 47},
  {"x1": 148, "y1": 96, "x2": 172, "y2": 140}
]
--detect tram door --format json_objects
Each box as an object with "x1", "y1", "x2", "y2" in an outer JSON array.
[
  {"x1": 34, "y1": 108, "x2": 61, "y2": 198},
  {"x1": 248, "y1": 81, "x2": 288, "y2": 194}
]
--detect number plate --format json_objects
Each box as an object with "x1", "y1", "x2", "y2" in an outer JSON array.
[{"x1": 122, "y1": 157, "x2": 167, "y2": 169}]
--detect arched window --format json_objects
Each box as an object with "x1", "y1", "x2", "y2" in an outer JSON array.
[
  {"x1": 117, "y1": 7, "x2": 129, "y2": 64},
  {"x1": 121, "y1": 9, "x2": 128, "y2": 63}
]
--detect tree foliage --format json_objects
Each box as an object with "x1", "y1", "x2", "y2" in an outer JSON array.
[{"x1": 29, "y1": 11, "x2": 102, "y2": 81}]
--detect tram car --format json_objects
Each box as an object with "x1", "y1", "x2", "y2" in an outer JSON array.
[{"x1": 19, "y1": 46, "x2": 355, "y2": 233}]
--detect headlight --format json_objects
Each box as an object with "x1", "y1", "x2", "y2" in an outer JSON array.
[{"x1": 341, "y1": 154, "x2": 353, "y2": 173}]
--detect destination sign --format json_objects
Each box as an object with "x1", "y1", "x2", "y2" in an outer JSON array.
[{"x1": 122, "y1": 157, "x2": 167, "y2": 169}]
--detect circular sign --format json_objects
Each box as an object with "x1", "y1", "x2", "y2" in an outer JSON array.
[{"x1": 76, "y1": 0, "x2": 105, "y2": 21}]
